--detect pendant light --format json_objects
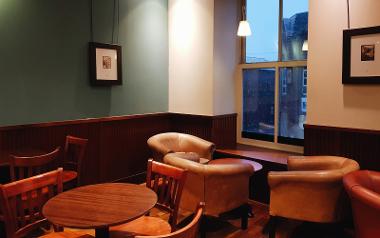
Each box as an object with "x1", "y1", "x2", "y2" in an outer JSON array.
[
  {"x1": 237, "y1": 5, "x2": 251, "y2": 37},
  {"x1": 302, "y1": 40, "x2": 308, "y2": 51}
]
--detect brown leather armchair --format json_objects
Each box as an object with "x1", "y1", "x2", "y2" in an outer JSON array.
[
  {"x1": 268, "y1": 156, "x2": 359, "y2": 236},
  {"x1": 163, "y1": 154, "x2": 254, "y2": 229},
  {"x1": 147, "y1": 132, "x2": 215, "y2": 162},
  {"x1": 343, "y1": 170, "x2": 380, "y2": 238}
]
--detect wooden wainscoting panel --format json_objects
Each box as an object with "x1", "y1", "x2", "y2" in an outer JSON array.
[
  {"x1": 98, "y1": 114, "x2": 171, "y2": 182},
  {"x1": 169, "y1": 113, "x2": 237, "y2": 149},
  {"x1": 304, "y1": 124, "x2": 380, "y2": 171},
  {"x1": 170, "y1": 113, "x2": 213, "y2": 141},
  {"x1": 0, "y1": 122, "x2": 101, "y2": 185},
  {"x1": 211, "y1": 114, "x2": 237, "y2": 149},
  {"x1": 0, "y1": 113, "x2": 237, "y2": 184}
]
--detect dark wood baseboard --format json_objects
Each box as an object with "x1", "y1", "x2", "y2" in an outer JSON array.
[
  {"x1": 304, "y1": 124, "x2": 380, "y2": 171},
  {"x1": 0, "y1": 112, "x2": 237, "y2": 184}
]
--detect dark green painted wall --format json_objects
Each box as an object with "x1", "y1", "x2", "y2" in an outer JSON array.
[{"x1": 0, "y1": 0, "x2": 168, "y2": 126}]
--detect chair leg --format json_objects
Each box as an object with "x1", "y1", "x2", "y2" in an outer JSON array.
[
  {"x1": 200, "y1": 215, "x2": 207, "y2": 238},
  {"x1": 240, "y1": 203, "x2": 249, "y2": 230},
  {"x1": 268, "y1": 216, "x2": 277, "y2": 238}
]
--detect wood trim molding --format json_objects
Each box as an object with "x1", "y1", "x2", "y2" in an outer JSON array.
[{"x1": 0, "y1": 113, "x2": 169, "y2": 131}]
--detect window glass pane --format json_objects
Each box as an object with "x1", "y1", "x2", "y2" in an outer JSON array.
[
  {"x1": 246, "y1": 0, "x2": 279, "y2": 63},
  {"x1": 242, "y1": 68, "x2": 275, "y2": 141},
  {"x1": 282, "y1": 0, "x2": 308, "y2": 61},
  {"x1": 279, "y1": 67, "x2": 307, "y2": 142}
]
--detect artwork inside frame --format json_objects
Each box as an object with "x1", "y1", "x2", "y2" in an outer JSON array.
[
  {"x1": 342, "y1": 26, "x2": 380, "y2": 84},
  {"x1": 89, "y1": 42, "x2": 122, "y2": 86}
]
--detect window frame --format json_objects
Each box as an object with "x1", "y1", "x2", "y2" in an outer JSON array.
[{"x1": 237, "y1": 0, "x2": 307, "y2": 153}]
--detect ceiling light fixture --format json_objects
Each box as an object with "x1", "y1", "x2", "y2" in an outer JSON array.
[{"x1": 237, "y1": 5, "x2": 251, "y2": 37}]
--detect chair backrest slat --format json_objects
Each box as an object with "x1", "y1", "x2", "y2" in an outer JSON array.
[
  {"x1": 10, "y1": 147, "x2": 60, "y2": 181},
  {"x1": 0, "y1": 168, "x2": 63, "y2": 238},
  {"x1": 146, "y1": 159, "x2": 187, "y2": 228},
  {"x1": 164, "y1": 177, "x2": 173, "y2": 206}
]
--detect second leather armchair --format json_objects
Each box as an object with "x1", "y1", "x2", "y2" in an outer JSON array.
[{"x1": 164, "y1": 154, "x2": 254, "y2": 229}]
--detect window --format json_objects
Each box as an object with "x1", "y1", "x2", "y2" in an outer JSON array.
[
  {"x1": 242, "y1": 68, "x2": 275, "y2": 142},
  {"x1": 240, "y1": 0, "x2": 308, "y2": 148}
]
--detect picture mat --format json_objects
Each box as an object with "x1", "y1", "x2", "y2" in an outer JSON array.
[
  {"x1": 95, "y1": 48, "x2": 118, "y2": 81},
  {"x1": 350, "y1": 34, "x2": 380, "y2": 77}
]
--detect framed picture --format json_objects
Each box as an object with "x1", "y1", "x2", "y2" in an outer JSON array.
[
  {"x1": 89, "y1": 42, "x2": 122, "y2": 86},
  {"x1": 342, "y1": 26, "x2": 380, "y2": 84}
]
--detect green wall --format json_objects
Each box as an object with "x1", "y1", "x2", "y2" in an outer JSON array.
[{"x1": 0, "y1": 0, "x2": 168, "y2": 126}]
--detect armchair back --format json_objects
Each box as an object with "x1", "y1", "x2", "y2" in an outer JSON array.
[
  {"x1": 269, "y1": 156, "x2": 360, "y2": 223},
  {"x1": 147, "y1": 133, "x2": 215, "y2": 162}
]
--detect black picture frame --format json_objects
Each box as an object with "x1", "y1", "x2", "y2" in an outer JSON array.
[
  {"x1": 89, "y1": 42, "x2": 122, "y2": 86},
  {"x1": 342, "y1": 26, "x2": 380, "y2": 84}
]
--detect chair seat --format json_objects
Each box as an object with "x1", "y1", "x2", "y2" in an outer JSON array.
[
  {"x1": 110, "y1": 216, "x2": 171, "y2": 238},
  {"x1": 39, "y1": 230, "x2": 94, "y2": 238},
  {"x1": 63, "y1": 170, "x2": 78, "y2": 183}
]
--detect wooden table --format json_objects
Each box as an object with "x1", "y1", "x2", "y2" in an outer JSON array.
[
  {"x1": 208, "y1": 158, "x2": 263, "y2": 172},
  {"x1": 42, "y1": 183, "x2": 157, "y2": 238}
]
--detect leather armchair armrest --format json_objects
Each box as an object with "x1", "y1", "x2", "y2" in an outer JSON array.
[
  {"x1": 147, "y1": 138, "x2": 173, "y2": 155},
  {"x1": 204, "y1": 164, "x2": 253, "y2": 176},
  {"x1": 287, "y1": 156, "x2": 348, "y2": 171},
  {"x1": 350, "y1": 186, "x2": 380, "y2": 211},
  {"x1": 268, "y1": 170, "x2": 343, "y2": 188},
  {"x1": 164, "y1": 154, "x2": 253, "y2": 176},
  {"x1": 164, "y1": 154, "x2": 206, "y2": 174},
  {"x1": 182, "y1": 136, "x2": 215, "y2": 160}
]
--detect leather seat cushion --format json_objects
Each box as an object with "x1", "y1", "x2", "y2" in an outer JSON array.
[
  {"x1": 170, "y1": 152, "x2": 200, "y2": 163},
  {"x1": 63, "y1": 170, "x2": 78, "y2": 183},
  {"x1": 110, "y1": 216, "x2": 171, "y2": 237}
]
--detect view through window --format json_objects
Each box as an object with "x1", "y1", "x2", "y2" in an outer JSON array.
[{"x1": 242, "y1": 0, "x2": 308, "y2": 146}]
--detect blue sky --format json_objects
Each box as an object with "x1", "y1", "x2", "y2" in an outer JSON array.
[{"x1": 246, "y1": 0, "x2": 308, "y2": 62}]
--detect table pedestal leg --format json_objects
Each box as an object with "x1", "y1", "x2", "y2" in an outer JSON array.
[{"x1": 95, "y1": 227, "x2": 109, "y2": 238}]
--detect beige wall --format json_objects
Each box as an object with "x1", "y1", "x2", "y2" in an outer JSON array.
[
  {"x1": 307, "y1": 0, "x2": 380, "y2": 130},
  {"x1": 168, "y1": 0, "x2": 239, "y2": 116},
  {"x1": 213, "y1": 0, "x2": 240, "y2": 115},
  {"x1": 168, "y1": 0, "x2": 214, "y2": 115}
]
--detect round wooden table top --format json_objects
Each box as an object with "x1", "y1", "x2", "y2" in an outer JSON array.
[
  {"x1": 42, "y1": 183, "x2": 157, "y2": 229},
  {"x1": 208, "y1": 158, "x2": 263, "y2": 172}
]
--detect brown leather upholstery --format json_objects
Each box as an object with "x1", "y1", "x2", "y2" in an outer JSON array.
[
  {"x1": 343, "y1": 170, "x2": 380, "y2": 238},
  {"x1": 268, "y1": 156, "x2": 359, "y2": 223},
  {"x1": 164, "y1": 154, "x2": 253, "y2": 216},
  {"x1": 147, "y1": 133, "x2": 215, "y2": 162}
]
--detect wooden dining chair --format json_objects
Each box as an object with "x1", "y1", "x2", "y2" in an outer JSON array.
[
  {"x1": 0, "y1": 168, "x2": 91, "y2": 238},
  {"x1": 62, "y1": 135, "x2": 88, "y2": 186},
  {"x1": 135, "y1": 203, "x2": 204, "y2": 238},
  {"x1": 9, "y1": 147, "x2": 60, "y2": 182},
  {"x1": 110, "y1": 159, "x2": 188, "y2": 237}
]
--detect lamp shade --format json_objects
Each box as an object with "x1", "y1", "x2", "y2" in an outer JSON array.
[
  {"x1": 302, "y1": 40, "x2": 308, "y2": 51},
  {"x1": 237, "y1": 20, "x2": 251, "y2": 37}
]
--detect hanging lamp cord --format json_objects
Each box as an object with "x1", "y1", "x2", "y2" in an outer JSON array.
[
  {"x1": 112, "y1": 0, "x2": 116, "y2": 44},
  {"x1": 117, "y1": 0, "x2": 120, "y2": 44},
  {"x1": 242, "y1": 5, "x2": 246, "y2": 21},
  {"x1": 90, "y1": 0, "x2": 94, "y2": 42}
]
